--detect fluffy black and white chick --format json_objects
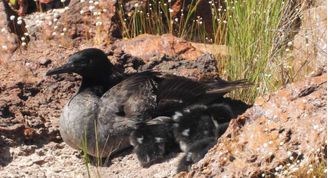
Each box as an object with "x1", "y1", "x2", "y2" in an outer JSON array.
[
  {"x1": 172, "y1": 104, "x2": 216, "y2": 152},
  {"x1": 130, "y1": 116, "x2": 176, "y2": 167},
  {"x1": 174, "y1": 103, "x2": 233, "y2": 173},
  {"x1": 44, "y1": 48, "x2": 250, "y2": 159}
]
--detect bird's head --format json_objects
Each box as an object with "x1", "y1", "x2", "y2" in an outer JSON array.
[{"x1": 45, "y1": 48, "x2": 119, "y2": 78}]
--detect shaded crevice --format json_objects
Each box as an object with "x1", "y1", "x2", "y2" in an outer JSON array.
[
  {"x1": 16, "y1": 83, "x2": 41, "y2": 101},
  {"x1": 285, "y1": 129, "x2": 292, "y2": 143},
  {"x1": 298, "y1": 86, "x2": 316, "y2": 98},
  {"x1": 0, "y1": 105, "x2": 15, "y2": 118}
]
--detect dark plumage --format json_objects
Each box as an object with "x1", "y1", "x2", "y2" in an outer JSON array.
[
  {"x1": 207, "y1": 104, "x2": 233, "y2": 138},
  {"x1": 45, "y1": 48, "x2": 250, "y2": 159},
  {"x1": 173, "y1": 103, "x2": 233, "y2": 152},
  {"x1": 177, "y1": 137, "x2": 217, "y2": 173},
  {"x1": 172, "y1": 104, "x2": 216, "y2": 152},
  {"x1": 174, "y1": 103, "x2": 233, "y2": 173},
  {"x1": 129, "y1": 117, "x2": 175, "y2": 167}
]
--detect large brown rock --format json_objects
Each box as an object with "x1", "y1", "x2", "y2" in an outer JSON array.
[
  {"x1": 181, "y1": 73, "x2": 327, "y2": 177},
  {"x1": 23, "y1": 0, "x2": 121, "y2": 46},
  {"x1": 113, "y1": 34, "x2": 203, "y2": 60}
]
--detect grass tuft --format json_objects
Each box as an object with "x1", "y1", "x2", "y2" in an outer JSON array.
[{"x1": 217, "y1": 0, "x2": 316, "y2": 103}]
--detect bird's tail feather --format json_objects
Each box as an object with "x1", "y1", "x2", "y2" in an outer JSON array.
[{"x1": 204, "y1": 79, "x2": 253, "y2": 94}]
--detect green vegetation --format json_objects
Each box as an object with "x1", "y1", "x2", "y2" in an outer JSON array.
[
  {"x1": 116, "y1": 0, "x2": 203, "y2": 40},
  {"x1": 223, "y1": 0, "x2": 302, "y2": 103}
]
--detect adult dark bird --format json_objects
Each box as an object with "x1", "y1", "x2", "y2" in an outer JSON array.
[{"x1": 44, "y1": 48, "x2": 251, "y2": 159}]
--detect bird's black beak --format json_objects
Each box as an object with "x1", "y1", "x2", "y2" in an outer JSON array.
[{"x1": 44, "y1": 61, "x2": 74, "y2": 76}]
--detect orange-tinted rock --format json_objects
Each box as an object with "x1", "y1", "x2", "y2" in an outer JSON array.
[
  {"x1": 110, "y1": 35, "x2": 223, "y2": 79},
  {"x1": 39, "y1": 0, "x2": 55, "y2": 3},
  {"x1": 23, "y1": 127, "x2": 39, "y2": 140},
  {"x1": 113, "y1": 34, "x2": 204, "y2": 60},
  {"x1": 181, "y1": 73, "x2": 327, "y2": 177},
  {"x1": 0, "y1": 47, "x2": 76, "y2": 144}
]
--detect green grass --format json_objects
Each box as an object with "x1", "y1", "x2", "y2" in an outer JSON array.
[
  {"x1": 81, "y1": 135, "x2": 91, "y2": 178},
  {"x1": 116, "y1": 0, "x2": 203, "y2": 41},
  {"x1": 220, "y1": 0, "x2": 303, "y2": 103},
  {"x1": 80, "y1": 123, "x2": 104, "y2": 178}
]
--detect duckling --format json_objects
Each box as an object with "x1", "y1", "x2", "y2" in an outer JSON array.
[
  {"x1": 172, "y1": 104, "x2": 216, "y2": 152},
  {"x1": 175, "y1": 103, "x2": 233, "y2": 173},
  {"x1": 130, "y1": 116, "x2": 175, "y2": 167}
]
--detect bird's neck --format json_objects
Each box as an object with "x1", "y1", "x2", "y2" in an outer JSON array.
[{"x1": 78, "y1": 74, "x2": 121, "y2": 97}]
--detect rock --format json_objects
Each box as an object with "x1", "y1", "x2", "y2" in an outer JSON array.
[
  {"x1": 113, "y1": 34, "x2": 204, "y2": 60},
  {"x1": 107, "y1": 34, "x2": 225, "y2": 80},
  {"x1": 17, "y1": 145, "x2": 37, "y2": 156},
  {"x1": 36, "y1": 0, "x2": 121, "y2": 45},
  {"x1": 190, "y1": 43, "x2": 228, "y2": 57},
  {"x1": 181, "y1": 72, "x2": 327, "y2": 177},
  {"x1": 39, "y1": 57, "x2": 51, "y2": 66},
  {"x1": 292, "y1": 0, "x2": 327, "y2": 76},
  {"x1": 0, "y1": 47, "x2": 75, "y2": 146},
  {"x1": 137, "y1": 52, "x2": 219, "y2": 80}
]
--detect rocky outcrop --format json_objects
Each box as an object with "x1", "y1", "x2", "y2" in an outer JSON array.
[{"x1": 181, "y1": 73, "x2": 327, "y2": 177}]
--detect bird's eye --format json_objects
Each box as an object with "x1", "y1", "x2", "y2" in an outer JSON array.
[{"x1": 80, "y1": 57, "x2": 88, "y2": 64}]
